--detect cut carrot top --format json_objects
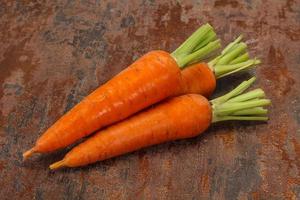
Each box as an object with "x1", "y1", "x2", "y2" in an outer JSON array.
[
  {"x1": 208, "y1": 36, "x2": 260, "y2": 78},
  {"x1": 171, "y1": 23, "x2": 221, "y2": 68},
  {"x1": 211, "y1": 77, "x2": 271, "y2": 122},
  {"x1": 172, "y1": 28, "x2": 260, "y2": 78}
]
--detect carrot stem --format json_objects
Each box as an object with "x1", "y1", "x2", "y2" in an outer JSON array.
[
  {"x1": 194, "y1": 30, "x2": 217, "y2": 50},
  {"x1": 230, "y1": 52, "x2": 249, "y2": 64},
  {"x1": 210, "y1": 77, "x2": 256, "y2": 104},
  {"x1": 208, "y1": 35, "x2": 260, "y2": 79},
  {"x1": 171, "y1": 25, "x2": 260, "y2": 76},
  {"x1": 213, "y1": 116, "x2": 268, "y2": 122},
  {"x1": 214, "y1": 59, "x2": 261, "y2": 78},
  {"x1": 177, "y1": 39, "x2": 221, "y2": 67},
  {"x1": 211, "y1": 77, "x2": 271, "y2": 123},
  {"x1": 172, "y1": 24, "x2": 213, "y2": 57},
  {"x1": 171, "y1": 23, "x2": 221, "y2": 68},
  {"x1": 221, "y1": 35, "x2": 243, "y2": 55},
  {"x1": 227, "y1": 89, "x2": 265, "y2": 103},
  {"x1": 216, "y1": 99, "x2": 271, "y2": 116},
  {"x1": 231, "y1": 107, "x2": 268, "y2": 115},
  {"x1": 216, "y1": 43, "x2": 247, "y2": 65},
  {"x1": 208, "y1": 35, "x2": 243, "y2": 66}
]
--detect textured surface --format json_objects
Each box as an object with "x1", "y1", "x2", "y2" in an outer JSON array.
[{"x1": 1, "y1": 0, "x2": 300, "y2": 199}]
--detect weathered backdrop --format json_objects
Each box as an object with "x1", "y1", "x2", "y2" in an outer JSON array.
[{"x1": 1, "y1": 0, "x2": 300, "y2": 199}]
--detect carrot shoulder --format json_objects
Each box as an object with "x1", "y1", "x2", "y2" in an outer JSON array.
[
  {"x1": 50, "y1": 77, "x2": 271, "y2": 169},
  {"x1": 180, "y1": 63, "x2": 216, "y2": 97}
]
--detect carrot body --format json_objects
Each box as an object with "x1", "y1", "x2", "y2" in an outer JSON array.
[
  {"x1": 51, "y1": 94, "x2": 212, "y2": 168},
  {"x1": 24, "y1": 51, "x2": 215, "y2": 157},
  {"x1": 181, "y1": 63, "x2": 216, "y2": 97}
]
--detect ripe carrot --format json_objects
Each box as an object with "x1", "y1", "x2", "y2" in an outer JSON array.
[
  {"x1": 50, "y1": 77, "x2": 271, "y2": 169},
  {"x1": 23, "y1": 24, "x2": 259, "y2": 159},
  {"x1": 180, "y1": 62, "x2": 216, "y2": 97}
]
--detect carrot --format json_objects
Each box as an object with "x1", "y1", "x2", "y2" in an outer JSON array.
[
  {"x1": 180, "y1": 62, "x2": 216, "y2": 97},
  {"x1": 50, "y1": 77, "x2": 271, "y2": 169},
  {"x1": 23, "y1": 24, "x2": 258, "y2": 159}
]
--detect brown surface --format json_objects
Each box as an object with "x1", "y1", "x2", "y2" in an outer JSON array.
[{"x1": 1, "y1": 0, "x2": 300, "y2": 199}]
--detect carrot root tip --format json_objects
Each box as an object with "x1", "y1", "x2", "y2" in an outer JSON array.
[
  {"x1": 49, "y1": 160, "x2": 66, "y2": 170},
  {"x1": 23, "y1": 147, "x2": 36, "y2": 160}
]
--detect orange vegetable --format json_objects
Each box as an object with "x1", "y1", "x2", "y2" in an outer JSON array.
[
  {"x1": 50, "y1": 94, "x2": 212, "y2": 168},
  {"x1": 23, "y1": 25, "x2": 259, "y2": 159},
  {"x1": 50, "y1": 77, "x2": 271, "y2": 169},
  {"x1": 180, "y1": 62, "x2": 216, "y2": 97},
  {"x1": 23, "y1": 51, "x2": 213, "y2": 157},
  {"x1": 24, "y1": 51, "x2": 180, "y2": 155}
]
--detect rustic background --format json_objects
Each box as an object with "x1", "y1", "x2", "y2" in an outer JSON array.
[{"x1": 1, "y1": 0, "x2": 300, "y2": 199}]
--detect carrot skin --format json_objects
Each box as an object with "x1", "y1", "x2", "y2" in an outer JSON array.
[
  {"x1": 52, "y1": 94, "x2": 212, "y2": 168},
  {"x1": 180, "y1": 63, "x2": 216, "y2": 97}
]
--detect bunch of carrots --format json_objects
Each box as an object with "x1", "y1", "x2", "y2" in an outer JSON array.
[{"x1": 23, "y1": 23, "x2": 271, "y2": 169}]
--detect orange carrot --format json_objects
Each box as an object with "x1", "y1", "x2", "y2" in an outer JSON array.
[
  {"x1": 180, "y1": 63, "x2": 216, "y2": 97},
  {"x1": 50, "y1": 94, "x2": 212, "y2": 168},
  {"x1": 50, "y1": 77, "x2": 271, "y2": 169},
  {"x1": 23, "y1": 24, "x2": 218, "y2": 158},
  {"x1": 24, "y1": 50, "x2": 181, "y2": 156},
  {"x1": 23, "y1": 25, "x2": 258, "y2": 159}
]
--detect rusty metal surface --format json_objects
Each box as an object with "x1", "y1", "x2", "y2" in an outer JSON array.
[{"x1": 1, "y1": 0, "x2": 300, "y2": 199}]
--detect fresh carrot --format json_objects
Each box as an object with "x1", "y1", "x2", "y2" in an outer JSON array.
[
  {"x1": 23, "y1": 24, "x2": 258, "y2": 159},
  {"x1": 50, "y1": 77, "x2": 271, "y2": 169},
  {"x1": 180, "y1": 62, "x2": 216, "y2": 97}
]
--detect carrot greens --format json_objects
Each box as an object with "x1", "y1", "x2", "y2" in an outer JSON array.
[
  {"x1": 171, "y1": 23, "x2": 221, "y2": 68},
  {"x1": 208, "y1": 36, "x2": 260, "y2": 78},
  {"x1": 211, "y1": 77, "x2": 271, "y2": 122}
]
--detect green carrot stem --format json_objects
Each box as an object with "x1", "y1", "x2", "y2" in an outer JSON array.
[
  {"x1": 212, "y1": 116, "x2": 268, "y2": 123},
  {"x1": 210, "y1": 77, "x2": 256, "y2": 104},
  {"x1": 171, "y1": 25, "x2": 260, "y2": 78},
  {"x1": 171, "y1": 24, "x2": 221, "y2": 68},
  {"x1": 216, "y1": 43, "x2": 247, "y2": 65},
  {"x1": 221, "y1": 35, "x2": 243, "y2": 55},
  {"x1": 176, "y1": 39, "x2": 221, "y2": 68},
  {"x1": 229, "y1": 52, "x2": 249, "y2": 64},
  {"x1": 193, "y1": 30, "x2": 217, "y2": 51},
  {"x1": 208, "y1": 55, "x2": 221, "y2": 67},
  {"x1": 231, "y1": 107, "x2": 268, "y2": 115},
  {"x1": 214, "y1": 59, "x2": 260, "y2": 79},
  {"x1": 215, "y1": 59, "x2": 258, "y2": 75},
  {"x1": 227, "y1": 89, "x2": 265, "y2": 103},
  {"x1": 208, "y1": 35, "x2": 243, "y2": 66},
  {"x1": 206, "y1": 35, "x2": 261, "y2": 79},
  {"x1": 172, "y1": 24, "x2": 212, "y2": 56},
  {"x1": 216, "y1": 99, "x2": 271, "y2": 116},
  {"x1": 211, "y1": 77, "x2": 271, "y2": 123}
]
